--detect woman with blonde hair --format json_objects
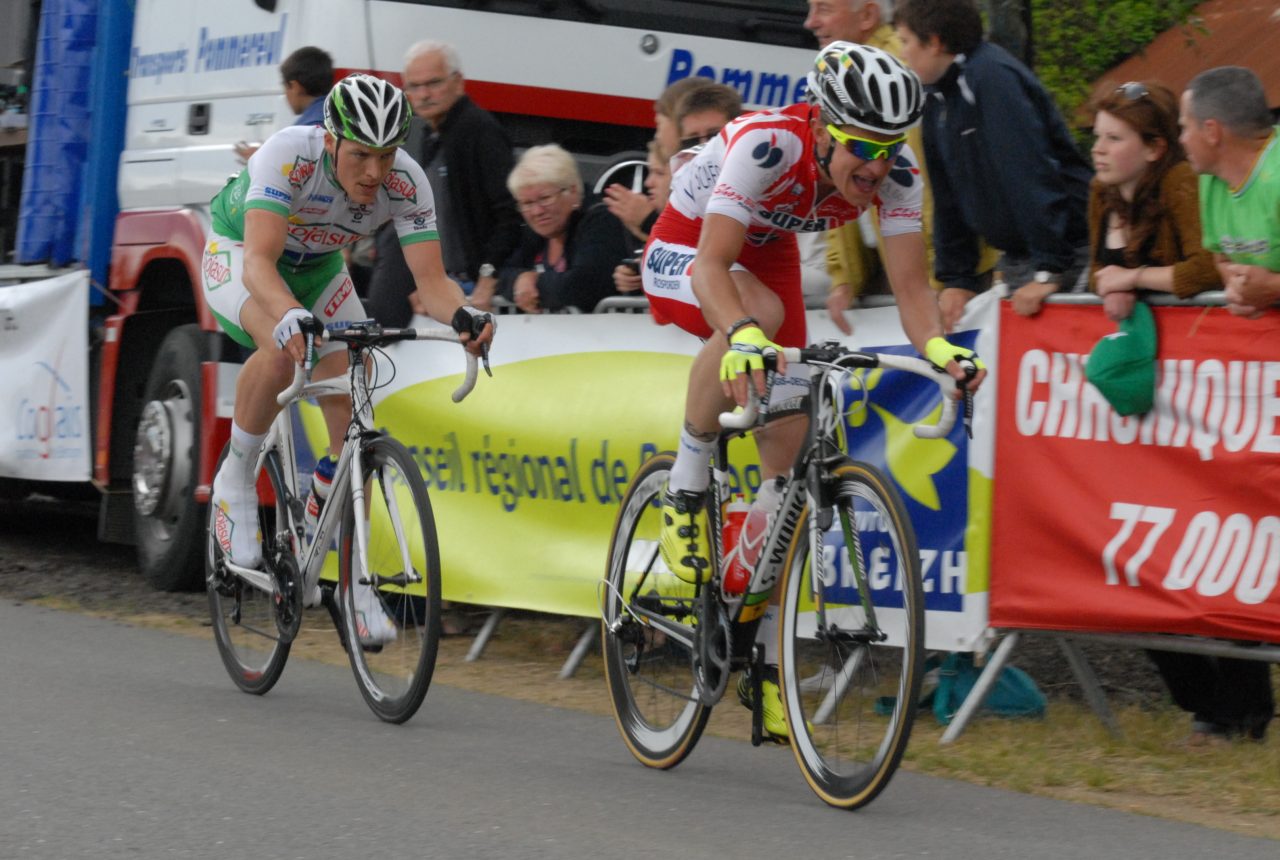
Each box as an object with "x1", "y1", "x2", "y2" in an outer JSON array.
[{"x1": 493, "y1": 144, "x2": 631, "y2": 313}]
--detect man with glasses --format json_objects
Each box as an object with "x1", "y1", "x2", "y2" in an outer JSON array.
[
  {"x1": 895, "y1": 0, "x2": 1091, "y2": 329},
  {"x1": 640, "y1": 41, "x2": 985, "y2": 742},
  {"x1": 365, "y1": 40, "x2": 521, "y2": 323}
]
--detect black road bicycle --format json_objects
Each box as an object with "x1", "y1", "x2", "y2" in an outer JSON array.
[{"x1": 601, "y1": 341, "x2": 974, "y2": 808}]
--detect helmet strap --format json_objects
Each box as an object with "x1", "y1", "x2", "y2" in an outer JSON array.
[{"x1": 814, "y1": 138, "x2": 835, "y2": 179}]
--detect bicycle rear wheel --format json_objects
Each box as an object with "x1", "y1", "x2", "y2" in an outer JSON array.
[
  {"x1": 337, "y1": 435, "x2": 441, "y2": 724},
  {"x1": 207, "y1": 444, "x2": 293, "y2": 695},
  {"x1": 601, "y1": 452, "x2": 710, "y2": 768},
  {"x1": 779, "y1": 459, "x2": 924, "y2": 809}
]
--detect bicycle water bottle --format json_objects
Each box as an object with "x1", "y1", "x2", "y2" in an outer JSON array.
[
  {"x1": 303, "y1": 455, "x2": 336, "y2": 547},
  {"x1": 720, "y1": 496, "x2": 749, "y2": 593}
]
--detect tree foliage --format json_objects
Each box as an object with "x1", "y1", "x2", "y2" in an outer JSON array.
[{"x1": 1029, "y1": 0, "x2": 1203, "y2": 125}]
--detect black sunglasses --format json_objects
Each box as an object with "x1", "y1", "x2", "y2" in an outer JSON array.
[
  {"x1": 1115, "y1": 81, "x2": 1150, "y2": 101},
  {"x1": 679, "y1": 132, "x2": 716, "y2": 150}
]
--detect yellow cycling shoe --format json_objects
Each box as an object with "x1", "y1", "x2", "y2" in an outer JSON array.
[
  {"x1": 737, "y1": 667, "x2": 791, "y2": 743},
  {"x1": 659, "y1": 487, "x2": 710, "y2": 585}
]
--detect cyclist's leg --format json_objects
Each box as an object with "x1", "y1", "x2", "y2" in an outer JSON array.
[
  {"x1": 304, "y1": 268, "x2": 367, "y2": 454},
  {"x1": 203, "y1": 236, "x2": 297, "y2": 567},
  {"x1": 642, "y1": 238, "x2": 786, "y2": 582},
  {"x1": 303, "y1": 268, "x2": 397, "y2": 642}
]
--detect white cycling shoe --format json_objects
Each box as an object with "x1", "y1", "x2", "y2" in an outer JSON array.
[
  {"x1": 350, "y1": 577, "x2": 398, "y2": 647},
  {"x1": 211, "y1": 468, "x2": 262, "y2": 569}
]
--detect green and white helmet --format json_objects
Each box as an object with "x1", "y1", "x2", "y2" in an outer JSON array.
[{"x1": 323, "y1": 73, "x2": 412, "y2": 148}]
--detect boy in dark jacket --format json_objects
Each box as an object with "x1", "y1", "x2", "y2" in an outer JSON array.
[{"x1": 895, "y1": 0, "x2": 1092, "y2": 330}]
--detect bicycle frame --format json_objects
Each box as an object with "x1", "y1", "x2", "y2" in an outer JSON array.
[
  {"x1": 218, "y1": 323, "x2": 478, "y2": 606},
  {"x1": 614, "y1": 343, "x2": 962, "y2": 699}
]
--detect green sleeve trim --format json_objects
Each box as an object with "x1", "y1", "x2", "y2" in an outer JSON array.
[
  {"x1": 246, "y1": 199, "x2": 290, "y2": 218},
  {"x1": 399, "y1": 230, "x2": 439, "y2": 247}
]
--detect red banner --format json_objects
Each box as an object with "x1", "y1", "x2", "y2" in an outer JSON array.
[{"x1": 990, "y1": 302, "x2": 1280, "y2": 644}]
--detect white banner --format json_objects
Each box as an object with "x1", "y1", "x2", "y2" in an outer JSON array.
[{"x1": 0, "y1": 271, "x2": 92, "y2": 481}]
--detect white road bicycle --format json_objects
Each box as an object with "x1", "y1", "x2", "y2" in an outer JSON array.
[
  {"x1": 601, "y1": 341, "x2": 975, "y2": 808},
  {"x1": 206, "y1": 320, "x2": 481, "y2": 724}
]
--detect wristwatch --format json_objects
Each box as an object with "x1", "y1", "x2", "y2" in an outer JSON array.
[
  {"x1": 478, "y1": 263, "x2": 496, "y2": 279},
  {"x1": 1033, "y1": 270, "x2": 1061, "y2": 286}
]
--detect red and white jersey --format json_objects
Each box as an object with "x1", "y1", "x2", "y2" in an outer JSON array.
[{"x1": 662, "y1": 103, "x2": 924, "y2": 248}]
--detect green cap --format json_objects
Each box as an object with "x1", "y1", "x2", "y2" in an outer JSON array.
[{"x1": 1086, "y1": 300, "x2": 1157, "y2": 416}]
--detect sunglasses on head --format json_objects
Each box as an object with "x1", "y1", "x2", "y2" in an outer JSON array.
[
  {"x1": 825, "y1": 124, "x2": 906, "y2": 162},
  {"x1": 1115, "y1": 81, "x2": 1150, "y2": 101}
]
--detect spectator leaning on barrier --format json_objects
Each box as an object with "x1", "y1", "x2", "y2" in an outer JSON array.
[
  {"x1": 1162, "y1": 65, "x2": 1278, "y2": 742},
  {"x1": 1087, "y1": 80, "x2": 1220, "y2": 323},
  {"x1": 606, "y1": 84, "x2": 744, "y2": 247},
  {"x1": 234, "y1": 46, "x2": 335, "y2": 162},
  {"x1": 1087, "y1": 80, "x2": 1264, "y2": 742},
  {"x1": 612, "y1": 139, "x2": 673, "y2": 296},
  {"x1": 895, "y1": 0, "x2": 1092, "y2": 330},
  {"x1": 805, "y1": 1, "x2": 932, "y2": 330},
  {"x1": 653, "y1": 77, "x2": 716, "y2": 165},
  {"x1": 365, "y1": 40, "x2": 522, "y2": 323},
  {"x1": 1181, "y1": 66, "x2": 1280, "y2": 319},
  {"x1": 497, "y1": 144, "x2": 633, "y2": 314}
]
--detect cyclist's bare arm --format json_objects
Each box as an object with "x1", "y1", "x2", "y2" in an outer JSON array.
[
  {"x1": 693, "y1": 213, "x2": 788, "y2": 401},
  {"x1": 692, "y1": 214, "x2": 753, "y2": 336},
  {"x1": 243, "y1": 208, "x2": 310, "y2": 363},
  {"x1": 881, "y1": 230, "x2": 987, "y2": 394},
  {"x1": 402, "y1": 239, "x2": 493, "y2": 356}
]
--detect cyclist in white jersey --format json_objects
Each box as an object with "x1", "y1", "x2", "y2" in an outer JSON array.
[
  {"x1": 202, "y1": 74, "x2": 492, "y2": 642},
  {"x1": 641, "y1": 42, "x2": 986, "y2": 739}
]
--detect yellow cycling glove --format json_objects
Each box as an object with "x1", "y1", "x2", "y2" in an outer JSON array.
[
  {"x1": 720, "y1": 325, "x2": 780, "y2": 384},
  {"x1": 925, "y1": 336, "x2": 986, "y2": 372}
]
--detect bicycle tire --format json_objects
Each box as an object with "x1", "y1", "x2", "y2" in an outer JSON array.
[
  {"x1": 337, "y1": 435, "x2": 441, "y2": 724},
  {"x1": 207, "y1": 443, "x2": 292, "y2": 695},
  {"x1": 779, "y1": 458, "x2": 924, "y2": 809},
  {"x1": 601, "y1": 452, "x2": 711, "y2": 768}
]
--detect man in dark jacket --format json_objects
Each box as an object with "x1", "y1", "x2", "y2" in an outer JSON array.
[
  {"x1": 365, "y1": 41, "x2": 521, "y2": 325},
  {"x1": 895, "y1": 0, "x2": 1092, "y2": 330}
]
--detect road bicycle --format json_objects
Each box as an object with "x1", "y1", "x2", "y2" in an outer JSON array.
[
  {"x1": 206, "y1": 320, "x2": 481, "y2": 723},
  {"x1": 601, "y1": 341, "x2": 972, "y2": 808}
]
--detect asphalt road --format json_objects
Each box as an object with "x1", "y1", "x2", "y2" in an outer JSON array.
[{"x1": 0, "y1": 599, "x2": 1274, "y2": 860}]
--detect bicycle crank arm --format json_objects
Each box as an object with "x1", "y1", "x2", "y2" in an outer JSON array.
[{"x1": 221, "y1": 560, "x2": 279, "y2": 598}]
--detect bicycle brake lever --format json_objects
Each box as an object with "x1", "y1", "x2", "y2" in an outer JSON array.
[
  {"x1": 480, "y1": 342, "x2": 492, "y2": 377},
  {"x1": 962, "y1": 389, "x2": 974, "y2": 439}
]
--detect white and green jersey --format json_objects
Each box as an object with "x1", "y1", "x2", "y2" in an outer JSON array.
[
  {"x1": 210, "y1": 125, "x2": 438, "y2": 267},
  {"x1": 1199, "y1": 129, "x2": 1280, "y2": 271}
]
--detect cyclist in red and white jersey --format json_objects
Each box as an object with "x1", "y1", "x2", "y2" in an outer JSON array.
[{"x1": 642, "y1": 42, "x2": 986, "y2": 739}]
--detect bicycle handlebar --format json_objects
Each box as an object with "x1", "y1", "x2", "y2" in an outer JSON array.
[
  {"x1": 718, "y1": 344, "x2": 960, "y2": 439},
  {"x1": 276, "y1": 324, "x2": 480, "y2": 406}
]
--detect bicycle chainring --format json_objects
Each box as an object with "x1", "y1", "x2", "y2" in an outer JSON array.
[
  {"x1": 692, "y1": 593, "x2": 732, "y2": 706},
  {"x1": 270, "y1": 547, "x2": 303, "y2": 643}
]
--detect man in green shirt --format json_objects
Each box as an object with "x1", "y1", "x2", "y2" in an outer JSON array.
[{"x1": 1180, "y1": 65, "x2": 1280, "y2": 318}]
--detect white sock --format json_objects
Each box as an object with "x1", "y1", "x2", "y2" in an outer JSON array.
[
  {"x1": 755, "y1": 605, "x2": 778, "y2": 666},
  {"x1": 223, "y1": 422, "x2": 267, "y2": 487},
  {"x1": 668, "y1": 428, "x2": 713, "y2": 494}
]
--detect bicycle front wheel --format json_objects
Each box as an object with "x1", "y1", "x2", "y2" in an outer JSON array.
[
  {"x1": 779, "y1": 459, "x2": 924, "y2": 809},
  {"x1": 601, "y1": 452, "x2": 710, "y2": 769},
  {"x1": 207, "y1": 444, "x2": 292, "y2": 695},
  {"x1": 337, "y1": 435, "x2": 441, "y2": 724}
]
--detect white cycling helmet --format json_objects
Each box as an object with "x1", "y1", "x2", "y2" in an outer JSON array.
[
  {"x1": 806, "y1": 41, "x2": 924, "y2": 135},
  {"x1": 323, "y1": 73, "x2": 412, "y2": 148}
]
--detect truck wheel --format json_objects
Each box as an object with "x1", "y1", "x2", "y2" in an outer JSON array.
[{"x1": 133, "y1": 324, "x2": 206, "y2": 591}]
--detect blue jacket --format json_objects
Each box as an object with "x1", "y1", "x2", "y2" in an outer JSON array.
[{"x1": 922, "y1": 41, "x2": 1091, "y2": 291}]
